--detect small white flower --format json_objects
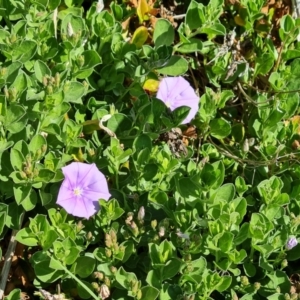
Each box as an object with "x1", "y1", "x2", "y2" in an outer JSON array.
[{"x1": 96, "y1": 0, "x2": 104, "y2": 13}]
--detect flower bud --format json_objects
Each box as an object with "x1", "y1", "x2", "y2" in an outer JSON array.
[
  {"x1": 10, "y1": 33, "x2": 17, "y2": 43},
  {"x1": 113, "y1": 243, "x2": 119, "y2": 252},
  {"x1": 240, "y1": 276, "x2": 249, "y2": 286},
  {"x1": 99, "y1": 284, "x2": 110, "y2": 300},
  {"x1": 105, "y1": 233, "x2": 112, "y2": 248},
  {"x1": 110, "y1": 266, "x2": 117, "y2": 274},
  {"x1": 276, "y1": 286, "x2": 281, "y2": 293},
  {"x1": 286, "y1": 237, "x2": 298, "y2": 250},
  {"x1": 243, "y1": 139, "x2": 249, "y2": 153},
  {"x1": 186, "y1": 264, "x2": 194, "y2": 273},
  {"x1": 110, "y1": 229, "x2": 117, "y2": 244},
  {"x1": 291, "y1": 293, "x2": 298, "y2": 300},
  {"x1": 46, "y1": 85, "x2": 53, "y2": 95},
  {"x1": 104, "y1": 277, "x2": 110, "y2": 287},
  {"x1": 4, "y1": 87, "x2": 9, "y2": 98},
  {"x1": 77, "y1": 55, "x2": 85, "y2": 67},
  {"x1": 76, "y1": 220, "x2": 84, "y2": 232},
  {"x1": 54, "y1": 72, "x2": 60, "y2": 87},
  {"x1": 35, "y1": 149, "x2": 42, "y2": 160},
  {"x1": 162, "y1": 219, "x2": 169, "y2": 227},
  {"x1": 125, "y1": 213, "x2": 134, "y2": 224},
  {"x1": 131, "y1": 280, "x2": 139, "y2": 294},
  {"x1": 91, "y1": 282, "x2": 100, "y2": 291},
  {"x1": 138, "y1": 206, "x2": 145, "y2": 221},
  {"x1": 41, "y1": 43, "x2": 49, "y2": 57},
  {"x1": 94, "y1": 272, "x2": 104, "y2": 280},
  {"x1": 20, "y1": 171, "x2": 27, "y2": 179},
  {"x1": 86, "y1": 231, "x2": 93, "y2": 241},
  {"x1": 284, "y1": 293, "x2": 290, "y2": 300},
  {"x1": 0, "y1": 67, "x2": 7, "y2": 77},
  {"x1": 254, "y1": 282, "x2": 261, "y2": 290},
  {"x1": 151, "y1": 219, "x2": 157, "y2": 229},
  {"x1": 40, "y1": 132, "x2": 48, "y2": 138},
  {"x1": 130, "y1": 221, "x2": 139, "y2": 236},
  {"x1": 8, "y1": 87, "x2": 17, "y2": 102},
  {"x1": 158, "y1": 226, "x2": 165, "y2": 237},
  {"x1": 82, "y1": 80, "x2": 89, "y2": 90},
  {"x1": 281, "y1": 259, "x2": 288, "y2": 269},
  {"x1": 42, "y1": 76, "x2": 48, "y2": 87},
  {"x1": 105, "y1": 248, "x2": 112, "y2": 258},
  {"x1": 41, "y1": 144, "x2": 47, "y2": 153},
  {"x1": 136, "y1": 289, "x2": 142, "y2": 300},
  {"x1": 33, "y1": 168, "x2": 39, "y2": 177}
]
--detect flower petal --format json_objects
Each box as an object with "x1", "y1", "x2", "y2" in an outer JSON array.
[
  {"x1": 62, "y1": 163, "x2": 80, "y2": 189},
  {"x1": 156, "y1": 76, "x2": 199, "y2": 124},
  {"x1": 57, "y1": 162, "x2": 111, "y2": 218}
]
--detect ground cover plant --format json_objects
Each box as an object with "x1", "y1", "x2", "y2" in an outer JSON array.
[{"x1": 2, "y1": 0, "x2": 300, "y2": 299}]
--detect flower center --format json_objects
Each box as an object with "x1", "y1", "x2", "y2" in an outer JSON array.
[{"x1": 73, "y1": 187, "x2": 82, "y2": 196}]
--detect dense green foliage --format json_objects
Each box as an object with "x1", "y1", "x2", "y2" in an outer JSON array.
[{"x1": 1, "y1": 0, "x2": 300, "y2": 299}]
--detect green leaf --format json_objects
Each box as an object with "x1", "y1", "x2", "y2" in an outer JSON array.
[
  {"x1": 6, "y1": 202, "x2": 24, "y2": 230},
  {"x1": 210, "y1": 118, "x2": 231, "y2": 139},
  {"x1": 74, "y1": 256, "x2": 96, "y2": 278},
  {"x1": 176, "y1": 38, "x2": 202, "y2": 53},
  {"x1": 4, "y1": 289, "x2": 22, "y2": 300},
  {"x1": 5, "y1": 104, "x2": 26, "y2": 127},
  {"x1": 64, "y1": 81, "x2": 85, "y2": 103},
  {"x1": 218, "y1": 232, "x2": 234, "y2": 253},
  {"x1": 216, "y1": 276, "x2": 232, "y2": 292},
  {"x1": 28, "y1": 135, "x2": 47, "y2": 156},
  {"x1": 15, "y1": 227, "x2": 38, "y2": 246},
  {"x1": 157, "y1": 56, "x2": 188, "y2": 76},
  {"x1": 34, "y1": 259, "x2": 64, "y2": 283},
  {"x1": 12, "y1": 40, "x2": 37, "y2": 63},
  {"x1": 255, "y1": 53, "x2": 274, "y2": 76},
  {"x1": 115, "y1": 267, "x2": 138, "y2": 289},
  {"x1": 77, "y1": 280, "x2": 95, "y2": 299},
  {"x1": 10, "y1": 149, "x2": 25, "y2": 171},
  {"x1": 34, "y1": 169, "x2": 56, "y2": 183},
  {"x1": 162, "y1": 258, "x2": 181, "y2": 281},
  {"x1": 172, "y1": 106, "x2": 191, "y2": 125},
  {"x1": 153, "y1": 19, "x2": 174, "y2": 47},
  {"x1": 140, "y1": 286, "x2": 159, "y2": 300},
  {"x1": 185, "y1": 0, "x2": 203, "y2": 30},
  {"x1": 34, "y1": 60, "x2": 51, "y2": 83},
  {"x1": 75, "y1": 50, "x2": 102, "y2": 79},
  {"x1": 13, "y1": 184, "x2": 32, "y2": 205},
  {"x1": 0, "y1": 203, "x2": 8, "y2": 235},
  {"x1": 201, "y1": 23, "x2": 226, "y2": 38}
]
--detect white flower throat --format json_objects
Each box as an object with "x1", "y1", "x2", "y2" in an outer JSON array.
[{"x1": 73, "y1": 187, "x2": 83, "y2": 196}]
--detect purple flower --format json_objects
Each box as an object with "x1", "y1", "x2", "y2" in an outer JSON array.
[
  {"x1": 286, "y1": 237, "x2": 298, "y2": 250},
  {"x1": 157, "y1": 76, "x2": 199, "y2": 124},
  {"x1": 57, "y1": 162, "x2": 111, "y2": 219}
]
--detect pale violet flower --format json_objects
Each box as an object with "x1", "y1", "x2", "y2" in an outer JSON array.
[
  {"x1": 286, "y1": 237, "x2": 298, "y2": 250},
  {"x1": 156, "y1": 76, "x2": 199, "y2": 124},
  {"x1": 57, "y1": 162, "x2": 111, "y2": 219},
  {"x1": 176, "y1": 230, "x2": 190, "y2": 240}
]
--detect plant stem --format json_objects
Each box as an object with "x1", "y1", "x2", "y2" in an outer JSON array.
[
  {"x1": 63, "y1": 267, "x2": 99, "y2": 300},
  {"x1": 0, "y1": 213, "x2": 24, "y2": 299}
]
